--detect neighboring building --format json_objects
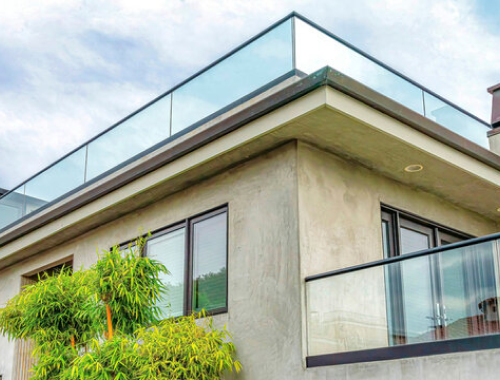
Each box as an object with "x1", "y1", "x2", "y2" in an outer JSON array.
[{"x1": 1, "y1": 12, "x2": 500, "y2": 380}]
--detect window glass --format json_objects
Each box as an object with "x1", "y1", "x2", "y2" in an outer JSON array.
[
  {"x1": 147, "y1": 227, "x2": 186, "y2": 318},
  {"x1": 192, "y1": 212, "x2": 228, "y2": 312},
  {"x1": 380, "y1": 207, "x2": 500, "y2": 348},
  {"x1": 400, "y1": 227, "x2": 431, "y2": 254}
]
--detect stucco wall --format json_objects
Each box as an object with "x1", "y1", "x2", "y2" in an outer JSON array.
[
  {"x1": 1, "y1": 141, "x2": 500, "y2": 380},
  {"x1": 297, "y1": 141, "x2": 500, "y2": 380},
  {"x1": 0, "y1": 143, "x2": 306, "y2": 380}
]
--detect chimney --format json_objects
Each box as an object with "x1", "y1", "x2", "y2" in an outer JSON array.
[{"x1": 487, "y1": 83, "x2": 500, "y2": 154}]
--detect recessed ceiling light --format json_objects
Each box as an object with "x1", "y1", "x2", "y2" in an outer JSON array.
[{"x1": 404, "y1": 164, "x2": 423, "y2": 173}]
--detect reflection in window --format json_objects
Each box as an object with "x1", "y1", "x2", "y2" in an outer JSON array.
[
  {"x1": 143, "y1": 208, "x2": 228, "y2": 317},
  {"x1": 381, "y1": 207, "x2": 500, "y2": 346},
  {"x1": 192, "y1": 213, "x2": 227, "y2": 312},
  {"x1": 147, "y1": 227, "x2": 186, "y2": 317}
]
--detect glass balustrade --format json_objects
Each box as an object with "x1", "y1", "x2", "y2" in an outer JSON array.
[
  {"x1": 423, "y1": 91, "x2": 490, "y2": 147},
  {"x1": 0, "y1": 14, "x2": 491, "y2": 232},
  {"x1": 170, "y1": 19, "x2": 293, "y2": 135},
  {"x1": 86, "y1": 94, "x2": 172, "y2": 181},
  {"x1": 295, "y1": 18, "x2": 425, "y2": 115},
  {"x1": 294, "y1": 17, "x2": 491, "y2": 147},
  {"x1": 0, "y1": 17, "x2": 294, "y2": 231},
  {"x1": 0, "y1": 186, "x2": 25, "y2": 229},
  {"x1": 306, "y1": 238, "x2": 500, "y2": 357},
  {"x1": 24, "y1": 147, "x2": 87, "y2": 213}
]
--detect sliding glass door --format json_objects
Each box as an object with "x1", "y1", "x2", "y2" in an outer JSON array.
[
  {"x1": 382, "y1": 207, "x2": 500, "y2": 345},
  {"x1": 399, "y1": 220, "x2": 439, "y2": 344}
]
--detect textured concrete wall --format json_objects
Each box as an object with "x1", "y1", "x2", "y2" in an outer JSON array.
[
  {"x1": 1, "y1": 141, "x2": 500, "y2": 380},
  {"x1": 489, "y1": 132, "x2": 500, "y2": 156},
  {"x1": 297, "y1": 141, "x2": 500, "y2": 380},
  {"x1": 0, "y1": 143, "x2": 306, "y2": 380}
]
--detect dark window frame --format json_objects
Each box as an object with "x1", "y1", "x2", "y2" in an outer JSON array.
[
  {"x1": 119, "y1": 205, "x2": 229, "y2": 317},
  {"x1": 381, "y1": 205, "x2": 473, "y2": 345},
  {"x1": 381, "y1": 204, "x2": 473, "y2": 258}
]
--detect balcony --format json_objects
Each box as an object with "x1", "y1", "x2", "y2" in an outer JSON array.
[
  {"x1": 0, "y1": 13, "x2": 492, "y2": 232},
  {"x1": 305, "y1": 233, "x2": 500, "y2": 366}
]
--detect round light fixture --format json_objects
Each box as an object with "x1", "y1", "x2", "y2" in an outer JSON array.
[
  {"x1": 497, "y1": 207, "x2": 500, "y2": 213},
  {"x1": 404, "y1": 164, "x2": 423, "y2": 173}
]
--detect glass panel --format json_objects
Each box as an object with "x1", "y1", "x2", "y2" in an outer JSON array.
[
  {"x1": 391, "y1": 227, "x2": 436, "y2": 344},
  {"x1": 86, "y1": 94, "x2": 172, "y2": 180},
  {"x1": 147, "y1": 227, "x2": 186, "y2": 318},
  {"x1": 423, "y1": 92, "x2": 489, "y2": 148},
  {"x1": 440, "y1": 241, "x2": 500, "y2": 340},
  {"x1": 171, "y1": 19, "x2": 293, "y2": 135},
  {"x1": 0, "y1": 186, "x2": 25, "y2": 229},
  {"x1": 306, "y1": 238, "x2": 500, "y2": 358},
  {"x1": 307, "y1": 265, "x2": 389, "y2": 356},
  {"x1": 400, "y1": 256, "x2": 438, "y2": 343},
  {"x1": 24, "y1": 147, "x2": 86, "y2": 213},
  {"x1": 295, "y1": 18, "x2": 424, "y2": 115},
  {"x1": 192, "y1": 212, "x2": 227, "y2": 312}
]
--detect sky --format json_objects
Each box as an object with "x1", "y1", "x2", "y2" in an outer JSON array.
[{"x1": 0, "y1": 0, "x2": 499, "y2": 191}]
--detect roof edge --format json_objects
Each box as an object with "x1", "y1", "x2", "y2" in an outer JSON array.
[{"x1": 1, "y1": 66, "x2": 499, "y2": 248}]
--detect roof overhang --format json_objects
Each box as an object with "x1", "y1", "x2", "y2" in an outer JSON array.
[{"x1": 1, "y1": 67, "x2": 499, "y2": 270}]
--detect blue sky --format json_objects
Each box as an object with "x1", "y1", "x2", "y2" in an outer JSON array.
[{"x1": 0, "y1": 0, "x2": 499, "y2": 190}]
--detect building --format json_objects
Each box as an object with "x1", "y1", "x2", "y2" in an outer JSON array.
[{"x1": 1, "y1": 12, "x2": 500, "y2": 380}]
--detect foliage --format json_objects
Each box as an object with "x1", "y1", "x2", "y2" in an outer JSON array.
[
  {"x1": 92, "y1": 239, "x2": 167, "y2": 336},
  {"x1": 70, "y1": 336, "x2": 139, "y2": 380},
  {"x1": 0, "y1": 267, "x2": 97, "y2": 380},
  {"x1": 135, "y1": 312, "x2": 241, "y2": 380},
  {"x1": 0, "y1": 236, "x2": 241, "y2": 380},
  {"x1": 0, "y1": 267, "x2": 97, "y2": 346},
  {"x1": 70, "y1": 313, "x2": 240, "y2": 380}
]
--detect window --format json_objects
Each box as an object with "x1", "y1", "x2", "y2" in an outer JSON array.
[
  {"x1": 14, "y1": 260, "x2": 73, "y2": 380},
  {"x1": 381, "y1": 207, "x2": 469, "y2": 258},
  {"x1": 381, "y1": 206, "x2": 500, "y2": 345},
  {"x1": 145, "y1": 207, "x2": 228, "y2": 317}
]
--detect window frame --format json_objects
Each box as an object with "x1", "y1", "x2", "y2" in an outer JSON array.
[
  {"x1": 186, "y1": 207, "x2": 229, "y2": 316},
  {"x1": 128, "y1": 205, "x2": 229, "y2": 317},
  {"x1": 381, "y1": 205, "x2": 473, "y2": 345},
  {"x1": 381, "y1": 204, "x2": 472, "y2": 258}
]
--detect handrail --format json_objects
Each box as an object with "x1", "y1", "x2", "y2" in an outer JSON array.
[
  {"x1": 0, "y1": 12, "x2": 494, "y2": 235},
  {"x1": 293, "y1": 12, "x2": 490, "y2": 128},
  {"x1": 0, "y1": 13, "x2": 296, "y2": 202},
  {"x1": 305, "y1": 231, "x2": 500, "y2": 282}
]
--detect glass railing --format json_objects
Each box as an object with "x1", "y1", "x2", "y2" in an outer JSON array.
[
  {"x1": 0, "y1": 13, "x2": 491, "y2": 232},
  {"x1": 305, "y1": 235, "x2": 500, "y2": 358},
  {"x1": 293, "y1": 17, "x2": 491, "y2": 147},
  {"x1": 0, "y1": 17, "x2": 294, "y2": 230}
]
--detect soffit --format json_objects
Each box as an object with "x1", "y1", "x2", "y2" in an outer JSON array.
[{"x1": 1, "y1": 69, "x2": 499, "y2": 269}]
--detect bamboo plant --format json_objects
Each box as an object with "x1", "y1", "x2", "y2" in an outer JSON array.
[{"x1": 0, "y1": 236, "x2": 241, "y2": 380}]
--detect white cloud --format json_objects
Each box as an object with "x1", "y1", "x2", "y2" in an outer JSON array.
[{"x1": 0, "y1": 0, "x2": 498, "y2": 190}]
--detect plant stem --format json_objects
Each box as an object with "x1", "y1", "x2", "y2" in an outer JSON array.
[{"x1": 106, "y1": 303, "x2": 113, "y2": 340}]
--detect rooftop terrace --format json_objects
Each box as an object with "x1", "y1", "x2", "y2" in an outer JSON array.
[{"x1": 0, "y1": 12, "x2": 493, "y2": 232}]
